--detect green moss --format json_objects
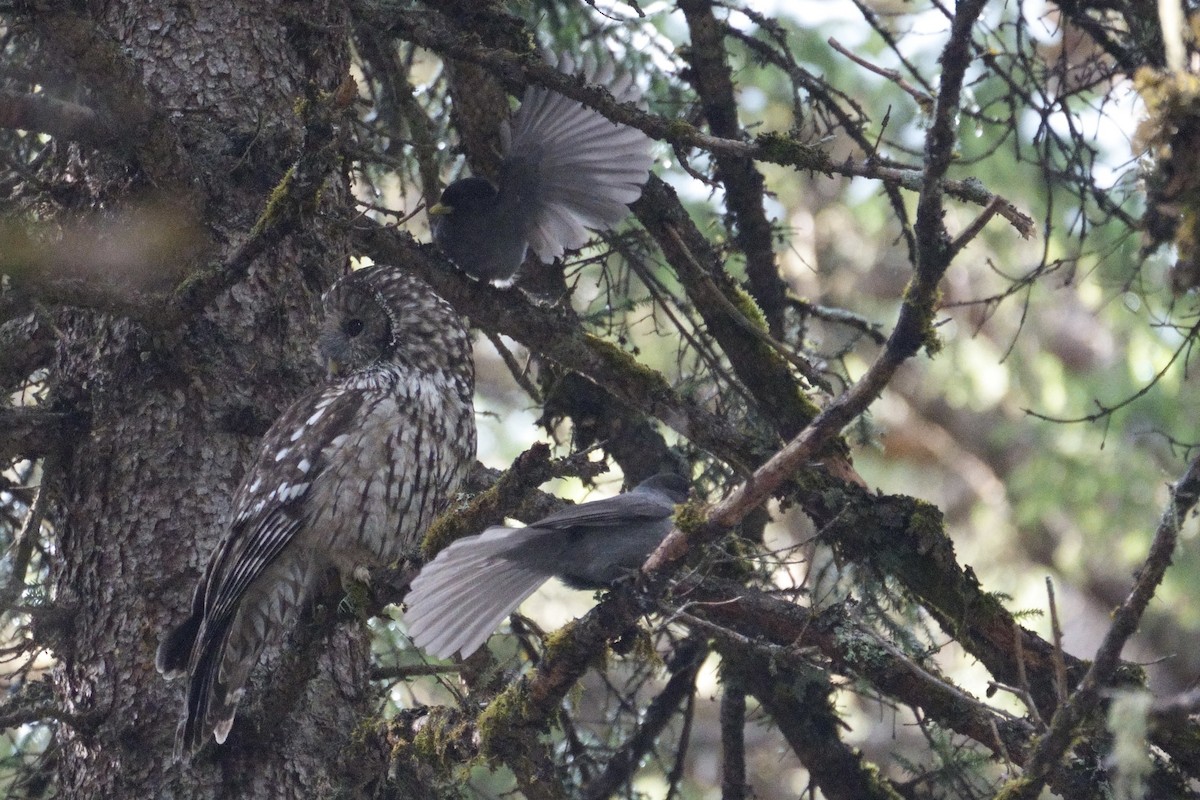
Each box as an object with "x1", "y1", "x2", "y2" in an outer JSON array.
[
  {"x1": 899, "y1": 281, "x2": 944, "y2": 356},
  {"x1": 905, "y1": 498, "x2": 946, "y2": 544},
  {"x1": 476, "y1": 680, "x2": 534, "y2": 763},
  {"x1": 753, "y1": 131, "x2": 834, "y2": 174},
  {"x1": 991, "y1": 775, "x2": 1037, "y2": 800},
  {"x1": 728, "y1": 282, "x2": 768, "y2": 331},
  {"x1": 540, "y1": 619, "x2": 580, "y2": 656},
  {"x1": 666, "y1": 118, "x2": 699, "y2": 141},
  {"x1": 421, "y1": 490, "x2": 491, "y2": 558},
  {"x1": 834, "y1": 622, "x2": 890, "y2": 672},
  {"x1": 252, "y1": 165, "x2": 296, "y2": 236},
  {"x1": 858, "y1": 760, "x2": 906, "y2": 800},
  {"x1": 584, "y1": 333, "x2": 665, "y2": 385},
  {"x1": 672, "y1": 498, "x2": 709, "y2": 536},
  {"x1": 409, "y1": 707, "x2": 474, "y2": 774}
]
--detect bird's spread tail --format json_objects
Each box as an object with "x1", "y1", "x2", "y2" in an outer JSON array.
[
  {"x1": 405, "y1": 526, "x2": 556, "y2": 659},
  {"x1": 505, "y1": 53, "x2": 655, "y2": 262}
]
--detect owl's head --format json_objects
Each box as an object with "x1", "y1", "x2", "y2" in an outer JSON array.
[{"x1": 318, "y1": 265, "x2": 473, "y2": 387}]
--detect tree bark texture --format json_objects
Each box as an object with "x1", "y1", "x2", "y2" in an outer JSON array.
[{"x1": 28, "y1": 1, "x2": 378, "y2": 796}]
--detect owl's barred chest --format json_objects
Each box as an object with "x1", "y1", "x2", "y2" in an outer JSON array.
[{"x1": 304, "y1": 373, "x2": 475, "y2": 568}]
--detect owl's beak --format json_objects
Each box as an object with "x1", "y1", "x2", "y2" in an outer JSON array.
[
  {"x1": 428, "y1": 202, "x2": 452, "y2": 216},
  {"x1": 325, "y1": 358, "x2": 342, "y2": 378}
]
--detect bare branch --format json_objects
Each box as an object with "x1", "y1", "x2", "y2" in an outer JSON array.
[
  {"x1": 1003, "y1": 453, "x2": 1200, "y2": 798},
  {"x1": 580, "y1": 638, "x2": 706, "y2": 800}
]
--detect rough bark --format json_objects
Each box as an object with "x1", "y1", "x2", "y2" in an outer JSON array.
[{"x1": 23, "y1": 1, "x2": 379, "y2": 796}]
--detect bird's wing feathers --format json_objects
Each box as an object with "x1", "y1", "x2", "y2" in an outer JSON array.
[
  {"x1": 502, "y1": 56, "x2": 654, "y2": 263},
  {"x1": 405, "y1": 526, "x2": 558, "y2": 659},
  {"x1": 528, "y1": 491, "x2": 675, "y2": 530},
  {"x1": 197, "y1": 385, "x2": 360, "y2": 628}
]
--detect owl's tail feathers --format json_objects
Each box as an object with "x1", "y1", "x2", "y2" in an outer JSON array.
[
  {"x1": 160, "y1": 602, "x2": 234, "y2": 759},
  {"x1": 156, "y1": 612, "x2": 201, "y2": 680},
  {"x1": 405, "y1": 526, "x2": 556, "y2": 660},
  {"x1": 170, "y1": 616, "x2": 241, "y2": 760}
]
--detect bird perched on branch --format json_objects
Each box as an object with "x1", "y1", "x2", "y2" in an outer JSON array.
[
  {"x1": 430, "y1": 53, "x2": 656, "y2": 284},
  {"x1": 156, "y1": 265, "x2": 476, "y2": 757},
  {"x1": 404, "y1": 473, "x2": 689, "y2": 660}
]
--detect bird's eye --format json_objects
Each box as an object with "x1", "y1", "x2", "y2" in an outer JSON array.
[{"x1": 345, "y1": 318, "x2": 365, "y2": 338}]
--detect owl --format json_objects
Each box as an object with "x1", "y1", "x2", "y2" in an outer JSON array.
[{"x1": 156, "y1": 265, "x2": 476, "y2": 757}]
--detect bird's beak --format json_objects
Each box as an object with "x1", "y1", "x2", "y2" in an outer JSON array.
[
  {"x1": 428, "y1": 202, "x2": 452, "y2": 216},
  {"x1": 325, "y1": 358, "x2": 342, "y2": 378}
]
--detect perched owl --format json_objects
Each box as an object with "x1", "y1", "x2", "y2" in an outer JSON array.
[{"x1": 156, "y1": 265, "x2": 476, "y2": 757}]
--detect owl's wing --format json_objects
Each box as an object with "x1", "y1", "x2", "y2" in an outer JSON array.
[{"x1": 197, "y1": 385, "x2": 361, "y2": 626}]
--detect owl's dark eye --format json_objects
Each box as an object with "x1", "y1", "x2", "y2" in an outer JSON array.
[{"x1": 345, "y1": 318, "x2": 365, "y2": 338}]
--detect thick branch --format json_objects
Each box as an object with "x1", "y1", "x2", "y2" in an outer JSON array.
[{"x1": 679, "y1": 0, "x2": 788, "y2": 337}]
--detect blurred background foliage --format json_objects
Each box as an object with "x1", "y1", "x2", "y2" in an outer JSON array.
[
  {"x1": 3, "y1": 0, "x2": 1197, "y2": 796},
  {"x1": 351, "y1": 1, "x2": 1193, "y2": 796}
]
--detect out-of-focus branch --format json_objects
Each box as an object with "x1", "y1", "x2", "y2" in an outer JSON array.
[
  {"x1": 0, "y1": 203, "x2": 206, "y2": 318},
  {"x1": 0, "y1": 90, "x2": 119, "y2": 147},
  {"x1": 1000, "y1": 452, "x2": 1200, "y2": 798}
]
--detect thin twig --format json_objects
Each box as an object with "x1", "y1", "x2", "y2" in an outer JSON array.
[
  {"x1": 1001, "y1": 453, "x2": 1200, "y2": 798},
  {"x1": 827, "y1": 37, "x2": 934, "y2": 109},
  {"x1": 370, "y1": 662, "x2": 461, "y2": 681},
  {"x1": 1046, "y1": 577, "x2": 1069, "y2": 708}
]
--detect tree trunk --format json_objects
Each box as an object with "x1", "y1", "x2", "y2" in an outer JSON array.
[{"x1": 32, "y1": 1, "x2": 381, "y2": 795}]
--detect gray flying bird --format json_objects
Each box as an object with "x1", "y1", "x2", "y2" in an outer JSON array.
[
  {"x1": 429, "y1": 53, "x2": 655, "y2": 284},
  {"x1": 405, "y1": 473, "x2": 689, "y2": 660}
]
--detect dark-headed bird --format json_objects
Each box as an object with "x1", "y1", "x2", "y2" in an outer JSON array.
[{"x1": 429, "y1": 53, "x2": 655, "y2": 284}]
